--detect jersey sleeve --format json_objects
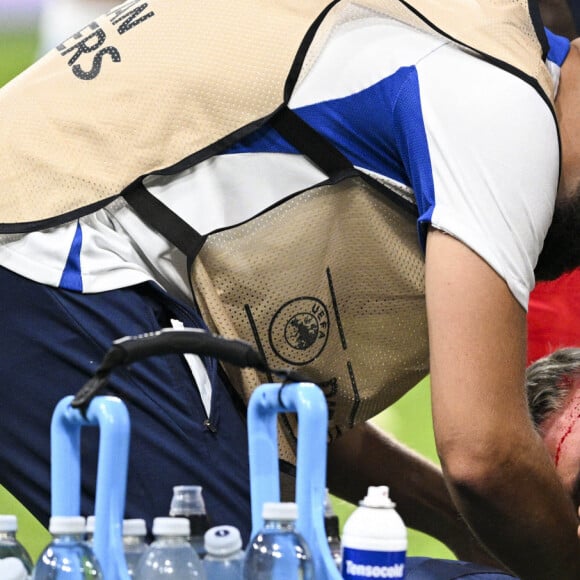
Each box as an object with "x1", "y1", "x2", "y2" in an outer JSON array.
[{"x1": 400, "y1": 43, "x2": 560, "y2": 310}]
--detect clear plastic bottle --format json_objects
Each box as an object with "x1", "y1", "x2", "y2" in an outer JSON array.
[
  {"x1": 0, "y1": 514, "x2": 33, "y2": 575},
  {"x1": 341, "y1": 486, "x2": 407, "y2": 580},
  {"x1": 323, "y1": 490, "x2": 342, "y2": 570},
  {"x1": 243, "y1": 502, "x2": 314, "y2": 580},
  {"x1": 32, "y1": 515, "x2": 104, "y2": 579},
  {"x1": 122, "y1": 518, "x2": 148, "y2": 577},
  {"x1": 0, "y1": 556, "x2": 29, "y2": 580},
  {"x1": 203, "y1": 525, "x2": 244, "y2": 580},
  {"x1": 135, "y1": 517, "x2": 205, "y2": 579},
  {"x1": 169, "y1": 485, "x2": 210, "y2": 558}
]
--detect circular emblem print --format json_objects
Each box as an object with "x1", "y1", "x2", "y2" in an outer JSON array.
[{"x1": 269, "y1": 297, "x2": 330, "y2": 365}]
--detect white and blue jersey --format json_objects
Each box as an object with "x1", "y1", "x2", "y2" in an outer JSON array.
[{"x1": 0, "y1": 19, "x2": 569, "y2": 309}]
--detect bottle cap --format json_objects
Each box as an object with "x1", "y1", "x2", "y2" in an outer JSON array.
[
  {"x1": 86, "y1": 515, "x2": 96, "y2": 534},
  {"x1": 204, "y1": 525, "x2": 242, "y2": 556},
  {"x1": 0, "y1": 557, "x2": 27, "y2": 580},
  {"x1": 0, "y1": 515, "x2": 18, "y2": 532},
  {"x1": 152, "y1": 517, "x2": 189, "y2": 537},
  {"x1": 49, "y1": 515, "x2": 86, "y2": 534},
  {"x1": 262, "y1": 502, "x2": 298, "y2": 521},
  {"x1": 169, "y1": 485, "x2": 206, "y2": 516},
  {"x1": 123, "y1": 519, "x2": 147, "y2": 537},
  {"x1": 360, "y1": 486, "x2": 395, "y2": 508}
]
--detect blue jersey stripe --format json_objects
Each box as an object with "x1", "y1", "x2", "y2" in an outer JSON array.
[
  {"x1": 227, "y1": 68, "x2": 419, "y2": 185},
  {"x1": 296, "y1": 70, "x2": 414, "y2": 185},
  {"x1": 394, "y1": 69, "x2": 434, "y2": 248},
  {"x1": 225, "y1": 123, "x2": 299, "y2": 156},
  {"x1": 59, "y1": 222, "x2": 83, "y2": 291},
  {"x1": 545, "y1": 28, "x2": 570, "y2": 66},
  {"x1": 225, "y1": 66, "x2": 434, "y2": 246}
]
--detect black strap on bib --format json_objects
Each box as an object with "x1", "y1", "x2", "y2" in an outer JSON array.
[
  {"x1": 123, "y1": 104, "x2": 357, "y2": 258},
  {"x1": 268, "y1": 105, "x2": 355, "y2": 182},
  {"x1": 527, "y1": 0, "x2": 549, "y2": 60},
  {"x1": 124, "y1": 183, "x2": 206, "y2": 259}
]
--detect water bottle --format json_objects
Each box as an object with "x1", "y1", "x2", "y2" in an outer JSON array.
[
  {"x1": 0, "y1": 514, "x2": 33, "y2": 574},
  {"x1": 32, "y1": 515, "x2": 104, "y2": 579},
  {"x1": 0, "y1": 557, "x2": 29, "y2": 580},
  {"x1": 243, "y1": 502, "x2": 314, "y2": 580},
  {"x1": 203, "y1": 525, "x2": 244, "y2": 580},
  {"x1": 135, "y1": 517, "x2": 205, "y2": 579},
  {"x1": 341, "y1": 486, "x2": 407, "y2": 580},
  {"x1": 122, "y1": 519, "x2": 148, "y2": 578},
  {"x1": 324, "y1": 491, "x2": 342, "y2": 570},
  {"x1": 169, "y1": 485, "x2": 211, "y2": 558}
]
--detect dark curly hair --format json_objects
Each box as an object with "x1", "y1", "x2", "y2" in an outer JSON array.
[{"x1": 534, "y1": 190, "x2": 580, "y2": 281}]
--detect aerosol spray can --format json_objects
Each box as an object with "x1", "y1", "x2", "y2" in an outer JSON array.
[{"x1": 341, "y1": 486, "x2": 407, "y2": 579}]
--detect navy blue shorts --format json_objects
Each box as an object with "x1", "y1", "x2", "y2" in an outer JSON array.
[{"x1": 0, "y1": 266, "x2": 251, "y2": 542}]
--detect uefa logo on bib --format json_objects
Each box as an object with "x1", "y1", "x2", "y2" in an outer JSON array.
[{"x1": 268, "y1": 296, "x2": 330, "y2": 365}]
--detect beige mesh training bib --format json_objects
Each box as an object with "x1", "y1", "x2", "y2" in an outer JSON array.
[
  {"x1": 0, "y1": 0, "x2": 554, "y2": 228},
  {"x1": 192, "y1": 179, "x2": 429, "y2": 463},
  {"x1": 0, "y1": 0, "x2": 555, "y2": 462}
]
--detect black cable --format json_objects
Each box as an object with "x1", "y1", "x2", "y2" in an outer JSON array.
[{"x1": 71, "y1": 328, "x2": 310, "y2": 414}]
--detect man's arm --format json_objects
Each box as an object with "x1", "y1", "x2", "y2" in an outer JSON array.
[
  {"x1": 326, "y1": 420, "x2": 504, "y2": 567},
  {"x1": 425, "y1": 228, "x2": 580, "y2": 579}
]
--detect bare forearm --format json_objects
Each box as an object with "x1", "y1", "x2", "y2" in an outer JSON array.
[
  {"x1": 425, "y1": 230, "x2": 580, "y2": 579},
  {"x1": 327, "y1": 422, "x2": 455, "y2": 531},
  {"x1": 326, "y1": 421, "x2": 498, "y2": 565},
  {"x1": 442, "y1": 429, "x2": 580, "y2": 580}
]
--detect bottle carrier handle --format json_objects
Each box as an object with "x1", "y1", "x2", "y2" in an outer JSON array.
[
  {"x1": 51, "y1": 395, "x2": 131, "y2": 580},
  {"x1": 247, "y1": 382, "x2": 342, "y2": 579},
  {"x1": 49, "y1": 330, "x2": 331, "y2": 579}
]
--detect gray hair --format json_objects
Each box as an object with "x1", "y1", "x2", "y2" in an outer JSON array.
[{"x1": 526, "y1": 347, "x2": 580, "y2": 429}]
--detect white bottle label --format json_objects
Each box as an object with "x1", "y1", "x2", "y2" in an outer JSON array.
[{"x1": 341, "y1": 547, "x2": 406, "y2": 579}]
